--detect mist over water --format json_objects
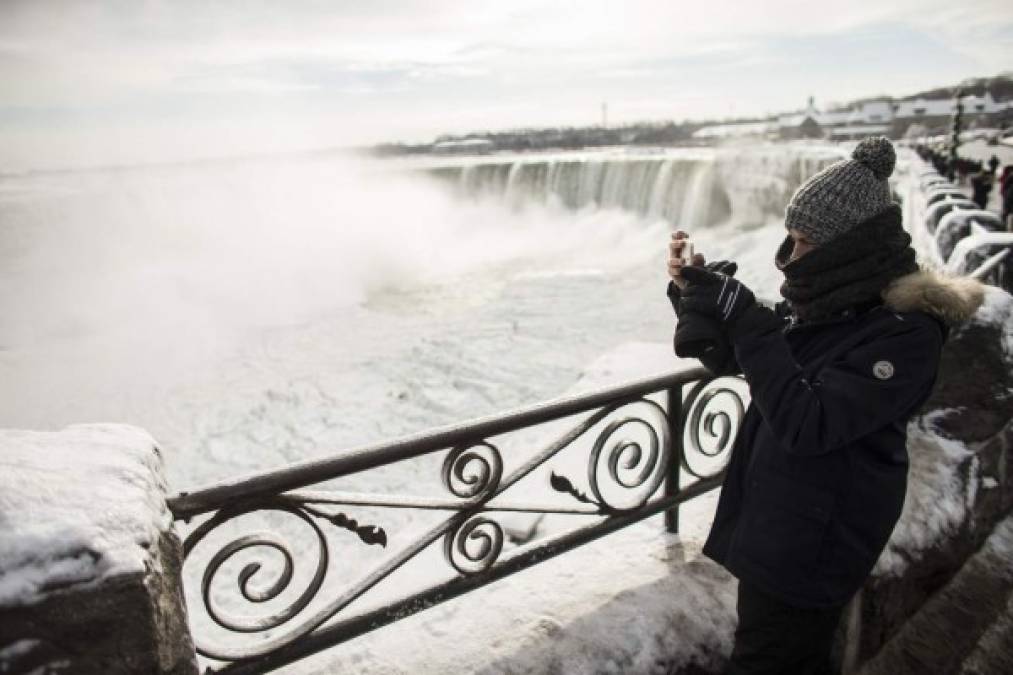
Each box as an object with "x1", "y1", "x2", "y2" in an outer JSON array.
[
  {"x1": 0, "y1": 153, "x2": 695, "y2": 348},
  {"x1": 0, "y1": 151, "x2": 665, "y2": 478},
  {"x1": 0, "y1": 145, "x2": 836, "y2": 494}
]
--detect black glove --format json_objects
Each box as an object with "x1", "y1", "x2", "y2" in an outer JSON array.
[
  {"x1": 679, "y1": 266, "x2": 782, "y2": 339},
  {"x1": 666, "y1": 260, "x2": 738, "y2": 316},
  {"x1": 668, "y1": 260, "x2": 739, "y2": 359},
  {"x1": 680, "y1": 265, "x2": 755, "y2": 322}
]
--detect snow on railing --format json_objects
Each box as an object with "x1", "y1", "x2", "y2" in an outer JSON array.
[
  {"x1": 968, "y1": 247, "x2": 1011, "y2": 281},
  {"x1": 169, "y1": 367, "x2": 745, "y2": 674},
  {"x1": 909, "y1": 160, "x2": 1012, "y2": 292}
]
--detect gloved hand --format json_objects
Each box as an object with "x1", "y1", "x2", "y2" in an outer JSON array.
[
  {"x1": 669, "y1": 260, "x2": 738, "y2": 359},
  {"x1": 679, "y1": 265, "x2": 755, "y2": 322},
  {"x1": 667, "y1": 260, "x2": 738, "y2": 315},
  {"x1": 679, "y1": 266, "x2": 782, "y2": 339}
]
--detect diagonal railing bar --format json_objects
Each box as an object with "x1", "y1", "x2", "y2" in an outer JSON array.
[
  {"x1": 169, "y1": 367, "x2": 709, "y2": 520},
  {"x1": 171, "y1": 366, "x2": 747, "y2": 673},
  {"x1": 215, "y1": 474, "x2": 722, "y2": 675},
  {"x1": 279, "y1": 490, "x2": 604, "y2": 514}
]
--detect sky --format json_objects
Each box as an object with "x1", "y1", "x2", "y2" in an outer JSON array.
[{"x1": 0, "y1": 0, "x2": 1011, "y2": 170}]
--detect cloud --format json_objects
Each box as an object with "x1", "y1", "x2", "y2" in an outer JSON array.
[{"x1": 0, "y1": 0, "x2": 1010, "y2": 168}]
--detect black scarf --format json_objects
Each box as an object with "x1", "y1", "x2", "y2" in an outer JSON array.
[{"x1": 775, "y1": 205, "x2": 918, "y2": 322}]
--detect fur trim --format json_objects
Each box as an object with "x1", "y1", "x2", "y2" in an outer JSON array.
[{"x1": 881, "y1": 268, "x2": 985, "y2": 325}]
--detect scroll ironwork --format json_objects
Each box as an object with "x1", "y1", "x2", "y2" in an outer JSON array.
[{"x1": 170, "y1": 368, "x2": 746, "y2": 673}]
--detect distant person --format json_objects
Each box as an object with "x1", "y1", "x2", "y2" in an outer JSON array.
[
  {"x1": 665, "y1": 137, "x2": 984, "y2": 674},
  {"x1": 988, "y1": 154, "x2": 1000, "y2": 175},
  {"x1": 970, "y1": 167, "x2": 993, "y2": 209},
  {"x1": 1001, "y1": 164, "x2": 1013, "y2": 196},
  {"x1": 933, "y1": 154, "x2": 947, "y2": 176},
  {"x1": 1003, "y1": 166, "x2": 1013, "y2": 232}
]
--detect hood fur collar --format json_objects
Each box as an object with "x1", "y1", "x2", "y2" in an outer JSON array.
[{"x1": 881, "y1": 268, "x2": 985, "y2": 325}]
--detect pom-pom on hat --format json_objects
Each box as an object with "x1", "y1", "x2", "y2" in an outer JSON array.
[{"x1": 784, "y1": 136, "x2": 897, "y2": 245}]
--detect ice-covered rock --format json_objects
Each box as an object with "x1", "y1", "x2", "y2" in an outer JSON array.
[{"x1": 0, "y1": 424, "x2": 196, "y2": 674}]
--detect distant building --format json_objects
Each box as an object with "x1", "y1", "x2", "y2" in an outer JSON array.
[
  {"x1": 781, "y1": 98, "x2": 894, "y2": 140},
  {"x1": 795, "y1": 116, "x2": 824, "y2": 139},
  {"x1": 893, "y1": 97, "x2": 955, "y2": 118},
  {"x1": 775, "y1": 93, "x2": 1013, "y2": 141},
  {"x1": 891, "y1": 91, "x2": 1012, "y2": 138},
  {"x1": 776, "y1": 96, "x2": 898, "y2": 140},
  {"x1": 777, "y1": 97, "x2": 825, "y2": 139},
  {"x1": 769, "y1": 89, "x2": 1013, "y2": 140}
]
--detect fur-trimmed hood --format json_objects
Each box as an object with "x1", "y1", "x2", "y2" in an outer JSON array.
[{"x1": 881, "y1": 267, "x2": 985, "y2": 325}]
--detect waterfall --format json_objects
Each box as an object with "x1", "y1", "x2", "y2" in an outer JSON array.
[
  {"x1": 421, "y1": 146, "x2": 842, "y2": 229},
  {"x1": 424, "y1": 155, "x2": 729, "y2": 227},
  {"x1": 677, "y1": 161, "x2": 718, "y2": 231}
]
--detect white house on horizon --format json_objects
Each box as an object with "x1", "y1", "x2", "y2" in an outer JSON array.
[{"x1": 694, "y1": 89, "x2": 1011, "y2": 144}]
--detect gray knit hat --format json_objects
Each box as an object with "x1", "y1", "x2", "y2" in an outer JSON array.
[{"x1": 784, "y1": 136, "x2": 897, "y2": 245}]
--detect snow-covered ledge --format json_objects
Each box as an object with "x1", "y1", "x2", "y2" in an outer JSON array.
[{"x1": 0, "y1": 424, "x2": 197, "y2": 675}]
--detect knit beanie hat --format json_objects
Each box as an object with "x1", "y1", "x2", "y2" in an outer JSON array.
[{"x1": 784, "y1": 136, "x2": 897, "y2": 245}]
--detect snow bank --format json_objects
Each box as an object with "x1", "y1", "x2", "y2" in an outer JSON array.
[
  {"x1": 0, "y1": 424, "x2": 170, "y2": 606},
  {"x1": 975, "y1": 285, "x2": 1013, "y2": 356},
  {"x1": 295, "y1": 527, "x2": 736, "y2": 675},
  {"x1": 874, "y1": 410, "x2": 975, "y2": 577}
]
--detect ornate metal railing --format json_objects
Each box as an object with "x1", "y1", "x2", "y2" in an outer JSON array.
[{"x1": 169, "y1": 367, "x2": 747, "y2": 674}]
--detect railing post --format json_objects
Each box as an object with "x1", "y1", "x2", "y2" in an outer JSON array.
[{"x1": 664, "y1": 385, "x2": 683, "y2": 533}]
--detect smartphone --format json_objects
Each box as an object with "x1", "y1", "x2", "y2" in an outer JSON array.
[{"x1": 678, "y1": 238, "x2": 694, "y2": 264}]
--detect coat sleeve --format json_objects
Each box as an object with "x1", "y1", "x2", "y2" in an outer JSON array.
[{"x1": 732, "y1": 314, "x2": 944, "y2": 456}]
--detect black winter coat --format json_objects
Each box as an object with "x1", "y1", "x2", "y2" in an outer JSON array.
[{"x1": 667, "y1": 269, "x2": 983, "y2": 608}]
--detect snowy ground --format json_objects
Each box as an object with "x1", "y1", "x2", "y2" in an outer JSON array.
[{"x1": 293, "y1": 528, "x2": 738, "y2": 675}]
